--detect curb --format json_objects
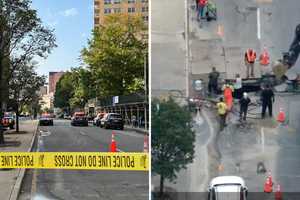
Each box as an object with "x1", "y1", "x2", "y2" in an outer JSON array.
[
  {"x1": 125, "y1": 126, "x2": 148, "y2": 135},
  {"x1": 9, "y1": 121, "x2": 39, "y2": 200}
]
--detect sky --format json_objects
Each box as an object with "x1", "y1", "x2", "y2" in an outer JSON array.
[{"x1": 31, "y1": 0, "x2": 94, "y2": 77}]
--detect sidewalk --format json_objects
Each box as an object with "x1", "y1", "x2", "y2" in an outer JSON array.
[
  {"x1": 0, "y1": 120, "x2": 38, "y2": 200},
  {"x1": 125, "y1": 125, "x2": 148, "y2": 135}
]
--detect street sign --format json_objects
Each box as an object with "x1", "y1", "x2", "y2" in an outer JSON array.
[{"x1": 113, "y1": 96, "x2": 119, "y2": 104}]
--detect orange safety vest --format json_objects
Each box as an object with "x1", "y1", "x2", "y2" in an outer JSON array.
[
  {"x1": 246, "y1": 49, "x2": 256, "y2": 62},
  {"x1": 224, "y1": 87, "x2": 233, "y2": 111},
  {"x1": 260, "y1": 49, "x2": 270, "y2": 65}
]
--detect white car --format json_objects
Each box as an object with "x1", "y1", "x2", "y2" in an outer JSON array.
[{"x1": 208, "y1": 176, "x2": 248, "y2": 200}]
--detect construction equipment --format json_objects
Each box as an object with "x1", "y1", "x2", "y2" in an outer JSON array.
[{"x1": 273, "y1": 24, "x2": 300, "y2": 81}]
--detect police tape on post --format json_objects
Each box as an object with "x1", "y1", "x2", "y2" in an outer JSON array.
[{"x1": 0, "y1": 152, "x2": 149, "y2": 171}]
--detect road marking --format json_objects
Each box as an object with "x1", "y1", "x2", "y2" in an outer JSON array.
[
  {"x1": 117, "y1": 148, "x2": 124, "y2": 152},
  {"x1": 79, "y1": 131, "x2": 87, "y2": 136},
  {"x1": 261, "y1": 127, "x2": 265, "y2": 153},
  {"x1": 257, "y1": 8, "x2": 261, "y2": 40},
  {"x1": 199, "y1": 110, "x2": 214, "y2": 191}
]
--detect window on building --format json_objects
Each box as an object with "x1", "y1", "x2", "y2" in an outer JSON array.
[
  {"x1": 142, "y1": 7, "x2": 148, "y2": 12},
  {"x1": 114, "y1": 0, "x2": 121, "y2": 4},
  {"x1": 104, "y1": 8, "x2": 112, "y2": 14},
  {"x1": 94, "y1": 17, "x2": 100, "y2": 25},
  {"x1": 143, "y1": 16, "x2": 148, "y2": 22},
  {"x1": 104, "y1": 0, "x2": 111, "y2": 4},
  {"x1": 95, "y1": 1, "x2": 100, "y2": 9},
  {"x1": 128, "y1": 0, "x2": 135, "y2": 3},
  {"x1": 141, "y1": 0, "x2": 148, "y2": 3},
  {"x1": 95, "y1": 9, "x2": 100, "y2": 16},
  {"x1": 113, "y1": 8, "x2": 121, "y2": 13},
  {"x1": 128, "y1": 7, "x2": 135, "y2": 13}
]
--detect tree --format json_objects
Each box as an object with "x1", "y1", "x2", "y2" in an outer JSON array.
[
  {"x1": 81, "y1": 13, "x2": 147, "y2": 97},
  {"x1": 54, "y1": 72, "x2": 75, "y2": 110},
  {"x1": 9, "y1": 61, "x2": 45, "y2": 132},
  {"x1": 0, "y1": 0, "x2": 56, "y2": 142},
  {"x1": 69, "y1": 67, "x2": 95, "y2": 110},
  {"x1": 54, "y1": 67, "x2": 95, "y2": 111},
  {"x1": 151, "y1": 98, "x2": 195, "y2": 196}
]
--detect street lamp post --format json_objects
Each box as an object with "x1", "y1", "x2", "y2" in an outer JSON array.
[{"x1": 185, "y1": 0, "x2": 190, "y2": 99}]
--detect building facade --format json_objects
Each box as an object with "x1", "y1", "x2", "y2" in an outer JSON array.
[
  {"x1": 48, "y1": 72, "x2": 65, "y2": 95},
  {"x1": 94, "y1": 0, "x2": 148, "y2": 26}
]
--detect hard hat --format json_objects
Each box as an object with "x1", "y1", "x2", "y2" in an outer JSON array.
[{"x1": 243, "y1": 92, "x2": 248, "y2": 98}]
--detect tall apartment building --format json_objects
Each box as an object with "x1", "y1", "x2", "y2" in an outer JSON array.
[
  {"x1": 48, "y1": 72, "x2": 65, "y2": 95},
  {"x1": 94, "y1": 0, "x2": 148, "y2": 26}
]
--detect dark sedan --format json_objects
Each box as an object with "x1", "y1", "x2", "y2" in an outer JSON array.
[
  {"x1": 71, "y1": 112, "x2": 88, "y2": 126},
  {"x1": 100, "y1": 113, "x2": 124, "y2": 130},
  {"x1": 39, "y1": 114, "x2": 54, "y2": 126}
]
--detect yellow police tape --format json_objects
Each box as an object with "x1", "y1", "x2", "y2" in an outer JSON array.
[{"x1": 0, "y1": 152, "x2": 149, "y2": 171}]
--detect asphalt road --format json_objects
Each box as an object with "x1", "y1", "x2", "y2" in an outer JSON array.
[{"x1": 19, "y1": 119, "x2": 148, "y2": 200}]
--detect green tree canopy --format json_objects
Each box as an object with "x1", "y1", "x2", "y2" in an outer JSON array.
[
  {"x1": 8, "y1": 61, "x2": 45, "y2": 132},
  {"x1": 152, "y1": 98, "x2": 195, "y2": 195},
  {"x1": 54, "y1": 67, "x2": 96, "y2": 111},
  {"x1": 81, "y1": 14, "x2": 147, "y2": 97},
  {"x1": 54, "y1": 72, "x2": 75, "y2": 109}
]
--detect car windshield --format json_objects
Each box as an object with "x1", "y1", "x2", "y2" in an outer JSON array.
[
  {"x1": 110, "y1": 114, "x2": 122, "y2": 119},
  {"x1": 41, "y1": 114, "x2": 51, "y2": 118},
  {"x1": 75, "y1": 113, "x2": 85, "y2": 117}
]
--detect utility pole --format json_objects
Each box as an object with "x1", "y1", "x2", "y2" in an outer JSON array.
[
  {"x1": 185, "y1": 0, "x2": 190, "y2": 99},
  {"x1": 144, "y1": 53, "x2": 148, "y2": 130}
]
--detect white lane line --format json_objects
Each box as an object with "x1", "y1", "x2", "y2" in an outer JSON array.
[
  {"x1": 261, "y1": 127, "x2": 265, "y2": 153},
  {"x1": 79, "y1": 131, "x2": 87, "y2": 136},
  {"x1": 198, "y1": 110, "x2": 214, "y2": 191},
  {"x1": 257, "y1": 7, "x2": 261, "y2": 40}
]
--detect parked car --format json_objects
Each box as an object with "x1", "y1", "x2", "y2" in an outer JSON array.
[
  {"x1": 64, "y1": 114, "x2": 71, "y2": 120},
  {"x1": 71, "y1": 112, "x2": 88, "y2": 126},
  {"x1": 100, "y1": 113, "x2": 124, "y2": 130},
  {"x1": 39, "y1": 113, "x2": 54, "y2": 126},
  {"x1": 87, "y1": 115, "x2": 95, "y2": 121},
  {"x1": 93, "y1": 113, "x2": 106, "y2": 126},
  {"x1": 208, "y1": 176, "x2": 248, "y2": 200},
  {"x1": 2, "y1": 114, "x2": 15, "y2": 129}
]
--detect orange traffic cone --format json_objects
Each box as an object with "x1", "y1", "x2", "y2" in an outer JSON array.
[
  {"x1": 264, "y1": 177, "x2": 273, "y2": 193},
  {"x1": 275, "y1": 184, "x2": 282, "y2": 200},
  {"x1": 268, "y1": 171, "x2": 274, "y2": 186},
  {"x1": 143, "y1": 135, "x2": 149, "y2": 152},
  {"x1": 110, "y1": 131, "x2": 117, "y2": 152},
  {"x1": 277, "y1": 108, "x2": 286, "y2": 123}
]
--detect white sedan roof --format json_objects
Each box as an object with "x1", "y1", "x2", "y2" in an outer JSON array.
[{"x1": 210, "y1": 176, "x2": 246, "y2": 188}]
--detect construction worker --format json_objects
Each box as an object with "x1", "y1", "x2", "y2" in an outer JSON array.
[
  {"x1": 261, "y1": 84, "x2": 275, "y2": 118},
  {"x1": 245, "y1": 48, "x2": 257, "y2": 78},
  {"x1": 222, "y1": 82, "x2": 234, "y2": 111},
  {"x1": 208, "y1": 67, "x2": 220, "y2": 96},
  {"x1": 259, "y1": 47, "x2": 271, "y2": 76},
  {"x1": 197, "y1": 0, "x2": 208, "y2": 20},
  {"x1": 234, "y1": 73, "x2": 242, "y2": 99},
  {"x1": 217, "y1": 97, "x2": 227, "y2": 131},
  {"x1": 239, "y1": 92, "x2": 251, "y2": 121}
]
